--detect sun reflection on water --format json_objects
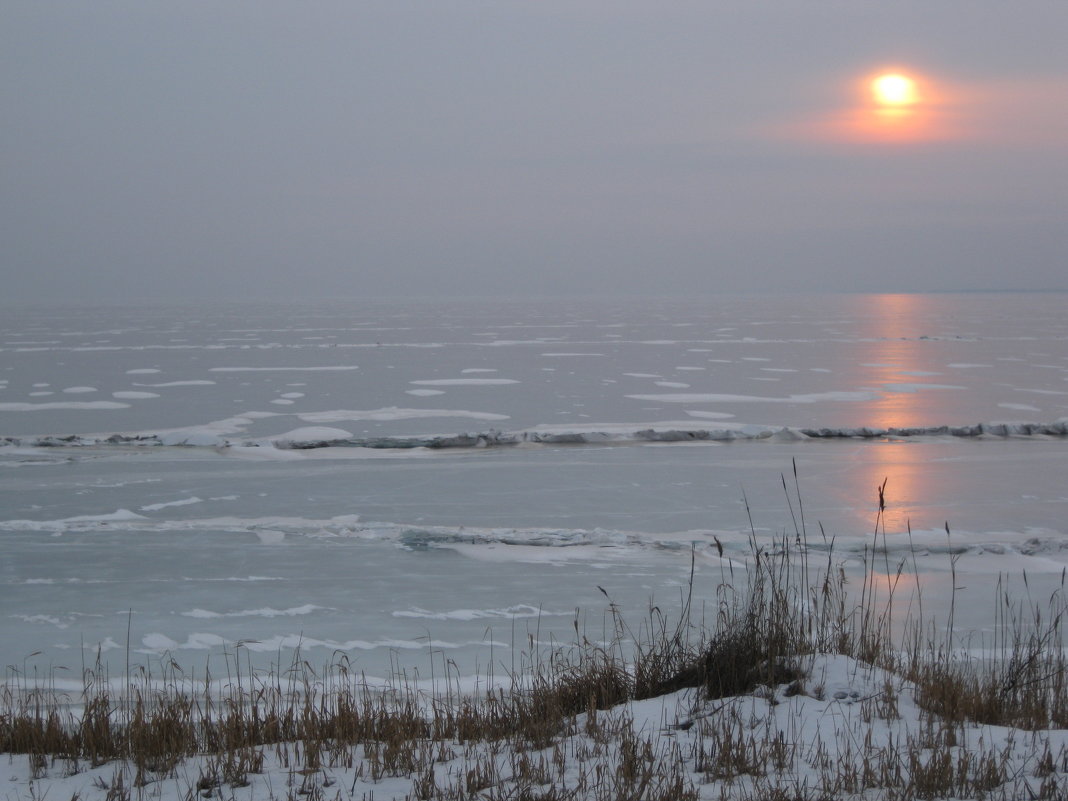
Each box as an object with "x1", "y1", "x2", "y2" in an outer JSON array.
[{"x1": 834, "y1": 295, "x2": 962, "y2": 534}]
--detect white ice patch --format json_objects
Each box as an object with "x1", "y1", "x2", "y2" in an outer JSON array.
[
  {"x1": 626, "y1": 391, "x2": 878, "y2": 404},
  {"x1": 62, "y1": 386, "x2": 97, "y2": 393},
  {"x1": 684, "y1": 411, "x2": 736, "y2": 420},
  {"x1": 279, "y1": 392, "x2": 304, "y2": 399},
  {"x1": 270, "y1": 398, "x2": 295, "y2": 405},
  {"x1": 409, "y1": 378, "x2": 519, "y2": 386},
  {"x1": 180, "y1": 604, "x2": 325, "y2": 619},
  {"x1": 139, "y1": 632, "x2": 462, "y2": 654},
  {"x1": 0, "y1": 401, "x2": 130, "y2": 410},
  {"x1": 65, "y1": 509, "x2": 148, "y2": 523},
  {"x1": 209, "y1": 366, "x2": 359, "y2": 372},
  {"x1": 140, "y1": 497, "x2": 203, "y2": 512},
  {"x1": 881, "y1": 383, "x2": 965, "y2": 393},
  {"x1": 393, "y1": 604, "x2": 568, "y2": 622},
  {"x1": 406, "y1": 389, "x2": 446, "y2": 396},
  {"x1": 125, "y1": 368, "x2": 161, "y2": 374},
  {"x1": 152, "y1": 413, "x2": 278, "y2": 445},
  {"x1": 655, "y1": 381, "x2": 690, "y2": 388},
  {"x1": 10, "y1": 614, "x2": 71, "y2": 629},
  {"x1": 298, "y1": 408, "x2": 509, "y2": 423},
  {"x1": 230, "y1": 635, "x2": 463, "y2": 654},
  {"x1": 998, "y1": 403, "x2": 1041, "y2": 412},
  {"x1": 87, "y1": 637, "x2": 122, "y2": 652},
  {"x1": 134, "y1": 380, "x2": 216, "y2": 387},
  {"x1": 112, "y1": 391, "x2": 160, "y2": 399},
  {"x1": 140, "y1": 633, "x2": 178, "y2": 650},
  {"x1": 141, "y1": 633, "x2": 226, "y2": 651}
]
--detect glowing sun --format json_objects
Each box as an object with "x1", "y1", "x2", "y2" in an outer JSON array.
[
  {"x1": 789, "y1": 66, "x2": 961, "y2": 145},
  {"x1": 871, "y1": 73, "x2": 918, "y2": 107}
]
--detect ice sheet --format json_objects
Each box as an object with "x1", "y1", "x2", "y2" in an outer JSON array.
[{"x1": 2, "y1": 294, "x2": 1067, "y2": 685}]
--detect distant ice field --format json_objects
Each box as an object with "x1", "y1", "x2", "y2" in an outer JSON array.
[
  {"x1": 3, "y1": 293, "x2": 1067, "y2": 441},
  {"x1": 2, "y1": 294, "x2": 1067, "y2": 686}
]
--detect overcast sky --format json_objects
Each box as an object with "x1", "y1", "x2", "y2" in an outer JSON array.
[{"x1": 3, "y1": 2, "x2": 1066, "y2": 302}]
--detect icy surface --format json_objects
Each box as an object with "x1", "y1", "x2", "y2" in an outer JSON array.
[{"x1": 1, "y1": 294, "x2": 1068, "y2": 687}]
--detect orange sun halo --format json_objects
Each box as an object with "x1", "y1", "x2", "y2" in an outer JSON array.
[
  {"x1": 792, "y1": 66, "x2": 959, "y2": 145},
  {"x1": 848, "y1": 69, "x2": 947, "y2": 142},
  {"x1": 871, "y1": 73, "x2": 918, "y2": 106}
]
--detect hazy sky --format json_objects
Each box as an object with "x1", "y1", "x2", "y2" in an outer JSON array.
[{"x1": 3, "y1": 2, "x2": 1066, "y2": 301}]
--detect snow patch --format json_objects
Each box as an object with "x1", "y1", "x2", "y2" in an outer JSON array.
[
  {"x1": 626, "y1": 391, "x2": 878, "y2": 404},
  {"x1": 393, "y1": 604, "x2": 569, "y2": 622},
  {"x1": 64, "y1": 509, "x2": 148, "y2": 523},
  {"x1": 140, "y1": 497, "x2": 203, "y2": 512},
  {"x1": 0, "y1": 401, "x2": 130, "y2": 411},
  {"x1": 134, "y1": 380, "x2": 216, "y2": 387},
  {"x1": 409, "y1": 378, "x2": 519, "y2": 386},
  {"x1": 298, "y1": 408, "x2": 509, "y2": 423},
  {"x1": 209, "y1": 366, "x2": 359, "y2": 372},
  {"x1": 180, "y1": 605, "x2": 325, "y2": 619},
  {"x1": 882, "y1": 383, "x2": 966, "y2": 393}
]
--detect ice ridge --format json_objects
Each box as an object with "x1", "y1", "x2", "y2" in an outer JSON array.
[{"x1": 3, "y1": 420, "x2": 1068, "y2": 452}]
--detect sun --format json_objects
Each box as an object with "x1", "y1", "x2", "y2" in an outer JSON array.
[
  {"x1": 872, "y1": 74, "x2": 918, "y2": 107},
  {"x1": 797, "y1": 66, "x2": 957, "y2": 144}
]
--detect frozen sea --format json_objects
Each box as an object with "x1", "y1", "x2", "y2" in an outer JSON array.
[{"x1": 2, "y1": 292, "x2": 1068, "y2": 692}]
